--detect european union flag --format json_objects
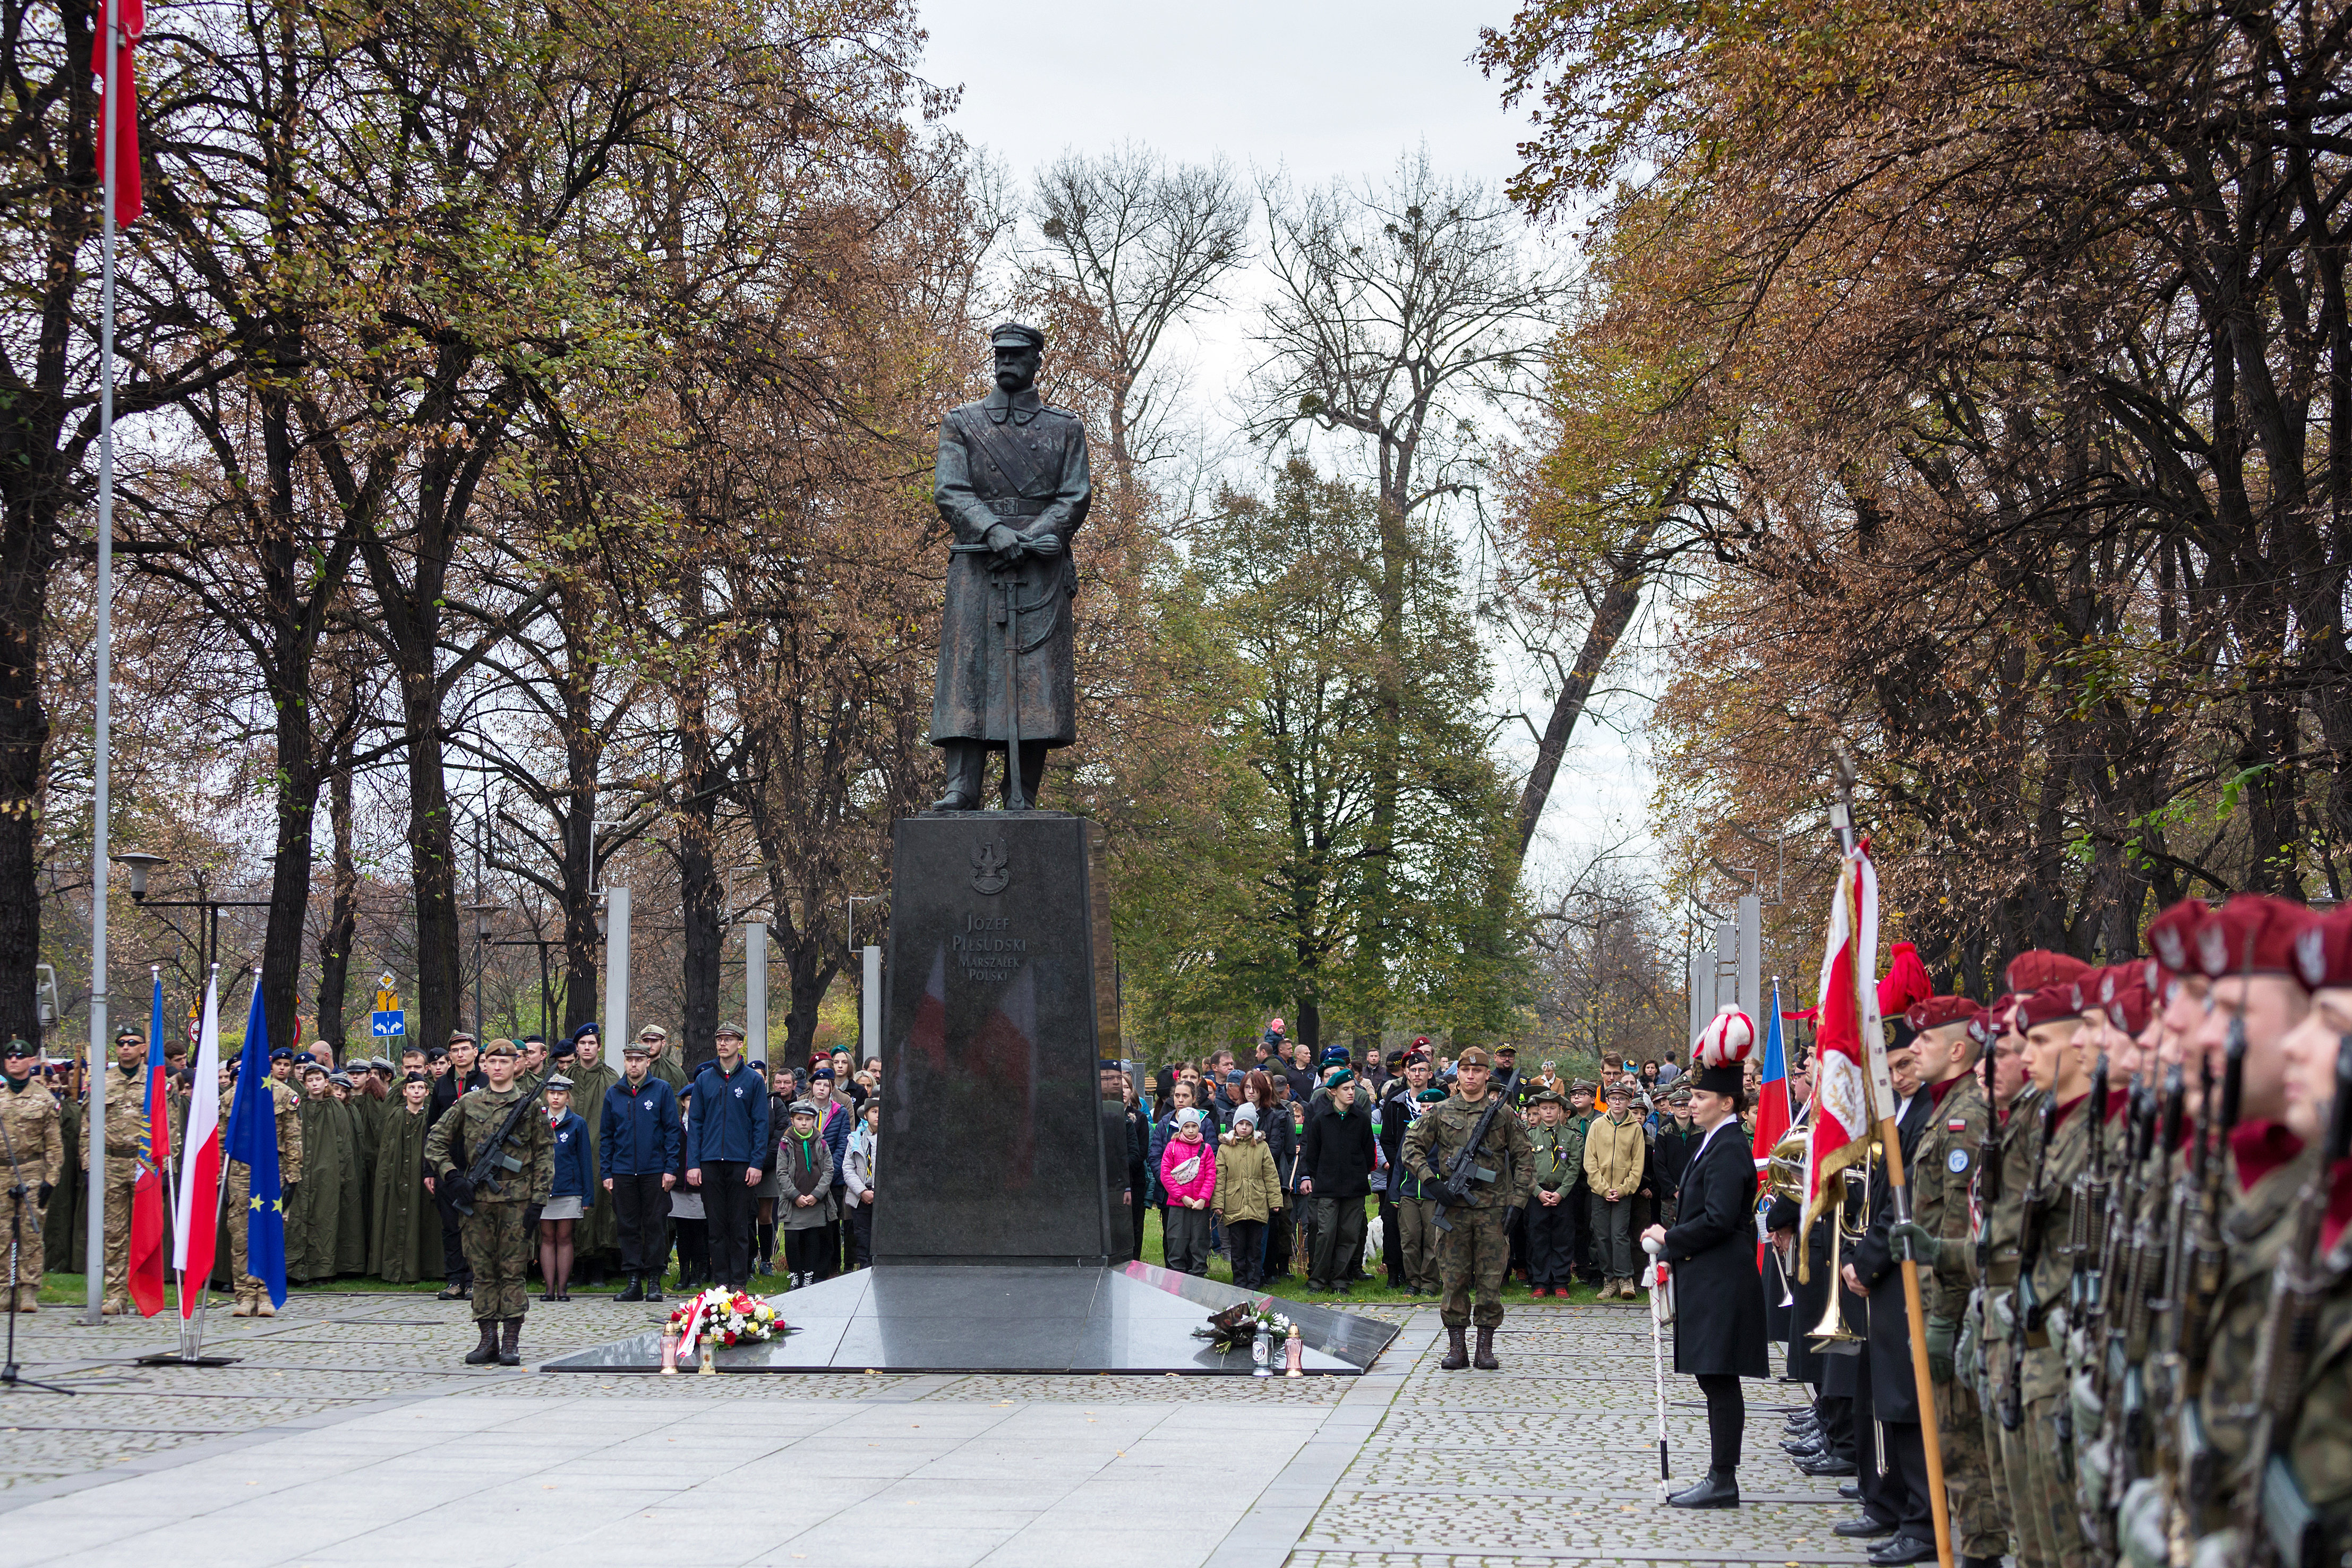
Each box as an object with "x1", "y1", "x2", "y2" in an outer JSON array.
[{"x1": 223, "y1": 982, "x2": 286, "y2": 1308}]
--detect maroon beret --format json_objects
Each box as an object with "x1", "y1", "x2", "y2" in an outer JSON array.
[
  {"x1": 2016, "y1": 985, "x2": 2083, "y2": 1031},
  {"x1": 2005, "y1": 950, "x2": 2089, "y2": 995},
  {"x1": 1905, "y1": 995, "x2": 1985, "y2": 1033},
  {"x1": 2144, "y1": 898, "x2": 2211, "y2": 979},
  {"x1": 2293, "y1": 905, "x2": 2352, "y2": 991},
  {"x1": 2195, "y1": 894, "x2": 2317, "y2": 983}
]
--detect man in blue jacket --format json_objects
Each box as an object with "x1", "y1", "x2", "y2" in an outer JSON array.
[
  {"x1": 685, "y1": 1023, "x2": 769, "y2": 1291},
  {"x1": 601, "y1": 1040, "x2": 681, "y2": 1301}
]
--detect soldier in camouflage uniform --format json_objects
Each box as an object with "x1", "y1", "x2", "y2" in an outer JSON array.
[
  {"x1": 225, "y1": 1057, "x2": 304, "y2": 1316},
  {"x1": 1892, "y1": 996, "x2": 2008, "y2": 1568},
  {"x1": 0, "y1": 1039, "x2": 66, "y2": 1310},
  {"x1": 1402, "y1": 1045, "x2": 1533, "y2": 1372},
  {"x1": 423, "y1": 1037, "x2": 551, "y2": 1366},
  {"x1": 2009, "y1": 982, "x2": 2096, "y2": 1568},
  {"x1": 99, "y1": 1029, "x2": 160, "y2": 1314},
  {"x1": 1972, "y1": 982, "x2": 2052, "y2": 1568}
]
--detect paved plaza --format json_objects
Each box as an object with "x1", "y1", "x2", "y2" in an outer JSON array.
[{"x1": 1, "y1": 1292, "x2": 1873, "y2": 1566}]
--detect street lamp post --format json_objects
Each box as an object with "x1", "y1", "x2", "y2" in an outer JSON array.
[
  {"x1": 116, "y1": 852, "x2": 272, "y2": 990},
  {"x1": 462, "y1": 901, "x2": 506, "y2": 1036}
]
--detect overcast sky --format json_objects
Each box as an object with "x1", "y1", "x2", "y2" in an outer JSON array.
[{"x1": 916, "y1": 1, "x2": 1661, "y2": 905}]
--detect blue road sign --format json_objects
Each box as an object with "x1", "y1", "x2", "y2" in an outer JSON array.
[{"x1": 371, "y1": 1010, "x2": 406, "y2": 1038}]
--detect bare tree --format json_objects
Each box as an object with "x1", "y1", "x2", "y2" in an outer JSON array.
[
  {"x1": 1030, "y1": 145, "x2": 1250, "y2": 487},
  {"x1": 1249, "y1": 149, "x2": 1560, "y2": 1012}
]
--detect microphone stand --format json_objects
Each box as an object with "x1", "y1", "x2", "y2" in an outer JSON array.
[{"x1": 1, "y1": 1084, "x2": 78, "y2": 1394}]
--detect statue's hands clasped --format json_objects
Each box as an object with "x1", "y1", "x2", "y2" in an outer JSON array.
[{"x1": 985, "y1": 524, "x2": 1062, "y2": 562}]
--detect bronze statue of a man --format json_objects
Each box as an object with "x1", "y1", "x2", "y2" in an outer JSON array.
[{"x1": 928, "y1": 323, "x2": 1091, "y2": 811}]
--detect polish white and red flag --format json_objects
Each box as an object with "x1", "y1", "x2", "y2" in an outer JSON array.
[
  {"x1": 1804, "y1": 843, "x2": 1881, "y2": 1227},
  {"x1": 172, "y1": 969, "x2": 223, "y2": 1314}
]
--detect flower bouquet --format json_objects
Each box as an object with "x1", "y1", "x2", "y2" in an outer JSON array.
[
  {"x1": 1195, "y1": 1298, "x2": 1296, "y2": 1355},
  {"x1": 667, "y1": 1287, "x2": 781, "y2": 1351}
]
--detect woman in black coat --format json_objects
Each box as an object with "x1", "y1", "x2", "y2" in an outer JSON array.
[{"x1": 1644, "y1": 1044, "x2": 1771, "y2": 1510}]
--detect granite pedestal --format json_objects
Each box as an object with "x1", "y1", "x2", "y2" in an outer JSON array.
[{"x1": 550, "y1": 811, "x2": 1395, "y2": 1374}]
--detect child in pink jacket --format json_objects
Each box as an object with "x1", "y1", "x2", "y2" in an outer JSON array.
[{"x1": 1159, "y1": 1107, "x2": 1218, "y2": 1275}]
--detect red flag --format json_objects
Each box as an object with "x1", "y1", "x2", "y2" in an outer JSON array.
[
  {"x1": 126, "y1": 981, "x2": 171, "y2": 1315},
  {"x1": 1803, "y1": 843, "x2": 1880, "y2": 1228},
  {"x1": 89, "y1": 0, "x2": 144, "y2": 225}
]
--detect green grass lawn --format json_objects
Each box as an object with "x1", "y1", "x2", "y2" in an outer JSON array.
[{"x1": 33, "y1": 1199, "x2": 1623, "y2": 1310}]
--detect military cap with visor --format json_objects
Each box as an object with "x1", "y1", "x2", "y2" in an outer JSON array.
[{"x1": 990, "y1": 321, "x2": 1045, "y2": 350}]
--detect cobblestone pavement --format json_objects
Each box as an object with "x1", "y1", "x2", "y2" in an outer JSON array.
[{"x1": 0, "y1": 1288, "x2": 1879, "y2": 1566}]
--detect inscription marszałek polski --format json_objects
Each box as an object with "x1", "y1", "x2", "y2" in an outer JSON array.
[{"x1": 955, "y1": 912, "x2": 1028, "y2": 979}]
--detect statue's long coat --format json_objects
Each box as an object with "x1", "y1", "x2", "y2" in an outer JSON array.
[{"x1": 930, "y1": 386, "x2": 1091, "y2": 746}]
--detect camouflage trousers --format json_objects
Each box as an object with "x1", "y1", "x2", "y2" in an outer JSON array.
[
  {"x1": 0, "y1": 1184, "x2": 42, "y2": 1292},
  {"x1": 224, "y1": 1164, "x2": 272, "y2": 1305},
  {"x1": 2008, "y1": 1383, "x2": 2091, "y2": 1568},
  {"x1": 100, "y1": 1162, "x2": 135, "y2": 1305},
  {"x1": 1396, "y1": 1197, "x2": 1440, "y2": 1295},
  {"x1": 462, "y1": 1201, "x2": 531, "y2": 1322},
  {"x1": 1934, "y1": 1367, "x2": 2011, "y2": 1558},
  {"x1": 1436, "y1": 1204, "x2": 1510, "y2": 1329},
  {"x1": 1985, "y1": 1331, "x2": 2046, "y2": 1568}
]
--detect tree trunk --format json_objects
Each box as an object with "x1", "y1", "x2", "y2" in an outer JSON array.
[
  {"x1": 314, "y1": 756, "x2": 358, "y2": 1051},
  {"x1": 1513, "y1": 522, "x2": 1658, "y2": 863}
]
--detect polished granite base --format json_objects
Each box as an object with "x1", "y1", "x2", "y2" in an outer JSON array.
[{"x1": 539, "y1": 1262, "x2": 1398, "y2": 1375}]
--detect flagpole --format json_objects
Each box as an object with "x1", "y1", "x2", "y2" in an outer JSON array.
[
  {"x1": 82, "y1": 0, "x2": 122, "y2": 1327},
  {"x1": 1832, "y1": 751, "x2": 1953, "y2": 1568}
]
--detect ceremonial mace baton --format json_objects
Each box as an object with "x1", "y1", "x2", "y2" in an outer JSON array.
[{"x1": 1644, "y1": 1233, "x2": 1672, "y2": 1498}]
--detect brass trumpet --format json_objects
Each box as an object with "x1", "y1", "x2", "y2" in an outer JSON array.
[{"x1": 1804, "y1": 1151, "x2": 1875, "y2": 1348}]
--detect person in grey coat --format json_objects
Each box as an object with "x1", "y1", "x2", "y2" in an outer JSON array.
[{"x1": 774, "y1": 1101, "x2": 836, "y2": 1289}]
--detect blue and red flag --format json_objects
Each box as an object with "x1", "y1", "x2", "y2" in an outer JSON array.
[
  {"x1": 126, "y1": 966, "x2": 172, "y2": 1315},
  {"x1": 1750, "y1": 978, "x2": 1791, "y2": 1168}
]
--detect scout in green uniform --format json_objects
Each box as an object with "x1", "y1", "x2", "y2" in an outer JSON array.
[
  {"x1": 286, "y1": 1061, "x2": 348, "y2": 1282},
  {"x1": 422, "y1": 1037, "x2": 552, "y2": 1366},
  {"x1": 1892, "y1": 995, "x2": 2007, "y2": 1568},
  {"x1": 0, "y1": 1039, "x2": 66, "y2": 1310},
  {"x1": 640, "y1": 1025, "x2": 686, "y2": 1094},
  {"x1": 1401, "y1": 1044, "x2": 1533, "y2": 1371}
]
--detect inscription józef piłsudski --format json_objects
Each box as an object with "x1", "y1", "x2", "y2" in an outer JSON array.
[{"x1": 954, "y1": 913, "x2": 1030, "y2": 983}]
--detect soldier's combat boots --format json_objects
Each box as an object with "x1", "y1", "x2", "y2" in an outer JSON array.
[
  {"x1": 617, "y1": 1275, "x2": 645, "y2": 1303},
  {"x1": 498, "y1": 1318, "x2": 523, "y2": 1367},
  {"x1": 464, "y1": 1319, "x2": 500, "y2": 1365},
  {"x1": 1473, "y1": 1326, "x2": 1499, "y2": 1370},
  {"x1": 1441, "y1": 1326, "x2": 1470, "y2": 1369}
]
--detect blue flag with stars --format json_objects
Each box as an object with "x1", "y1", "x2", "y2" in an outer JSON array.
[{"x1": 223, "y1": 980, "x2": 286, "y2": 1307}]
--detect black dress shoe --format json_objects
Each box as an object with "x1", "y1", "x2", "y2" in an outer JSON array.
[
  {"x1": 1797, "y1": 1453, "x2": 1858, "y2": 1477},
  {"x1": 1833, "y1": 1515, "x2": 1898, "y2": 1539},
  {"x1": 1784, "y1": 1437, "x2": 1828, "y2": 1458},
  {"x1": 1785, "y1": 1413, "x2": 1820, "y2": 1432},
  {"x1": 1869, "y1": 1535, "x2": 1938, "y2": 1565},
  {"x1": 1665, "y1": 1468, "x2": 1740, "y2": 1509},
  {"x1": 1839, "y1": 1482, "x2": 1862, "y2": 1500}
]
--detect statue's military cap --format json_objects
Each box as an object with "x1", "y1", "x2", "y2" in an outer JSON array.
[{"x1": 990, "y1": 322, "x2": 1044, "y2": 350}]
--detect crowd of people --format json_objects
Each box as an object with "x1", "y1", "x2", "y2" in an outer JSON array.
[
  {"x1": 2, "y1": 1017, "x2": 884, "y2": 1344},
  {"x1": 1749, "y1": 894, "x2": 2350, "y2": 1568},
  {"x1": 1125, "y1": 1027, "x2": 1727, "y2": 1305}
]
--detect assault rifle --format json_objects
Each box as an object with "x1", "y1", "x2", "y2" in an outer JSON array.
[
  {"x1": 2085, "y1": 1076, "x2": 2159, "y2": 1553},
  {"x1": 2113, "y1": 1067, "x2": 2185, "y2": 1500},
  {"x1": 1431, "y1": 1065, "x2": 1520, "y2": 1232},
  {"x1": 2234, "y1": 1031, "x2": 2352, "y2": 1568},
  {"x1": 444, "y1": 1079, "x2": 551, "y2": 1216},
  {"x1": 1971, "y1": 1028, "x2": 2006, "y2": 1389},
  {"x1": 2160, "y1": 1015, "x2": 2246, "y2": 1556},
  {"x1": 2003, "y1": 1088, "x2": 2058, "y2": 1432},
  {"x1": 2076, "y1": 1052, "x2": 2112, "y2": 1319}
]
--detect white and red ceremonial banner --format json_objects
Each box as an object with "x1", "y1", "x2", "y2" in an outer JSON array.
[
  {"x1": 1804, "y1": 841, "x2": 1883, "y2": 1227},
  {"x1": 172, "y1": 969, "x2": 223, "y2": 1315}
]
